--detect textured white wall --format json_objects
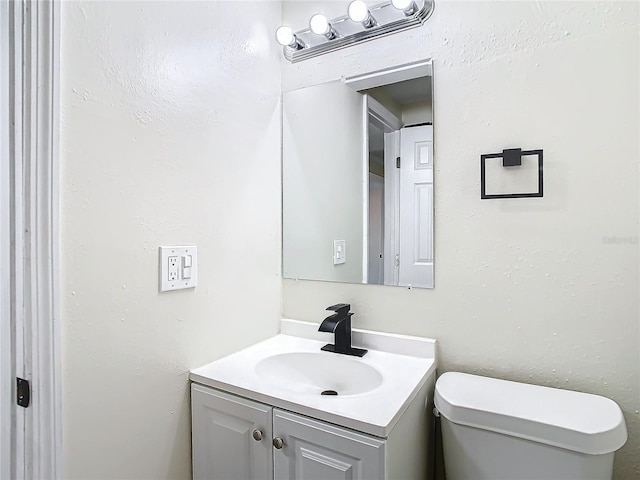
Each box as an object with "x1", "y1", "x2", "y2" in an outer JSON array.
[
  {"x1": 282, "y1": 1, "x2": 639, "y2": 478},
  {"x1": 60, "y1": 1, "x2": 282, "y2": 478},
  {"x1": 283, "y1": 81, "x2": 364, "y2": 283}
]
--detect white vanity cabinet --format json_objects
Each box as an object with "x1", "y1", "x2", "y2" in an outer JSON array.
[
  {"x1": 273, "y1": 409, "x2": 385, "y2": 479},
  {"x1": 191, "y1": 384, "x2": 273, "y2": 479},
  {"x1": 189, "y1": 322, "x2": 437, "y2": 480},
  {"x1": 192, "y1": 384, "x2": 387, "y2": 480}
]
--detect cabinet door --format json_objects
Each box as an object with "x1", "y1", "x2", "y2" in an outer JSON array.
[
  {"x1": 191, "y1": 384, "x2": 273, "y2": 480},
  {"x1": 273, "y1": 409, "x2": 385, "y2": 480}
]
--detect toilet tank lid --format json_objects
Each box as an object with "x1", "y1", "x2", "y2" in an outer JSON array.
[{"x1": 434, "y1": 372, "x2": 627, "y2": 455}]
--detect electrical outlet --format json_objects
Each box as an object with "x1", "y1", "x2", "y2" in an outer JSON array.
[
  {"x1": 168, "y1": 256, "x2": 179, "y2": 281},
  {"x1": 159, "y1": 246, "x2": 198, "y2": 292}
]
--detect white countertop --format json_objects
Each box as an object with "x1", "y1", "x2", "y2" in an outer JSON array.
[{"x1": 190, "y1": 319, "x2": 437, "y2": 438}]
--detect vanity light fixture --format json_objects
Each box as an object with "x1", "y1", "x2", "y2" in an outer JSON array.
[
  {"x1": 275, "y1": 0, "x2": 434, "y2": 63},
  {"x1": 275, "y1": 26, "x2": 306, "y2": 50},
  {"x1": 348, "y1": 0, "x2": 377, "y2": 28}
]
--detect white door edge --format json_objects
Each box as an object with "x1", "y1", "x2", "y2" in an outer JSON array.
[
  {"x1": 361, "y1": 96, "x2": 370, "y2": 284},
  {"x1": 383, "y1": 131, "x2": 400, "y2": 286},
  {"x1": 26, "y1": 1, "x2": 62, "y2": 477},
  {"x1": 11, "y1": 1, "x2": 62, "y2": 478},
  {"x1": 12, "y1": 3, "x2": 26, "y2": 477},
  {"x1": 0, "y1": 1, "x2": 13, "y2": 477}
]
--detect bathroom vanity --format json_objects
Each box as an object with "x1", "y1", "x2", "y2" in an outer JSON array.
[{"x1": 190, "y1": 319, "x2": 437, "y2": 479}]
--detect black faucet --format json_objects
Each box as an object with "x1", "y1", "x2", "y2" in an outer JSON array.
[{"x1": 318, "y1": 303, "x2": 367, "y2": 357}]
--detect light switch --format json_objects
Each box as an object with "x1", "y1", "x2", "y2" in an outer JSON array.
[
  {"x1": 159, "y1": 246, "x2": 198, "y2": 292},
  {"x1": 333, "y1": 240, "x2": 346, "y2": 265}
]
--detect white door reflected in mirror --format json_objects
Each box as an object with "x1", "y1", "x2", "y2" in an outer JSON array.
[{"x1": 282, "y1": 60, "x2": 434, "y2": 289}]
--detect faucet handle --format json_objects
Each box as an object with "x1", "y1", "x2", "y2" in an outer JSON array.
[{"x1": 326, "y1": 303, "x2": 351, "y2": 317}]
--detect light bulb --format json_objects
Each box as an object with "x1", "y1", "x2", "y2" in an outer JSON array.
[
  {"x1": 309, "y1": 14, "x2": 330, "y2": 35},
  {"x1": 309, "y1": 14, "x2": 338, "y2": 40},
  {"x1": 348, "y1": 0, "x2": 368, "y2": 22},
  {"x1": 391, "y1": 0, "x2": 411, "y2": 8},
  {"x1": 391, "y1": 0, "x2": 418, "y2": 15},
  {"x1": 275, "y1": 26, "x2": 294, "y2": 46},
  {"x1": 348, "y1": 0, "x2": 377, "y2": 28},
  {"x1": 275, "y1": 26, "x2": 305, "y2": 50}
]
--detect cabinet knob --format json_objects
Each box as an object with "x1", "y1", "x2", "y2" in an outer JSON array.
[
  {"x1": 272, "y1": 437, "x2": 284, "y2": 449},
  {"x1": 252, "y1": 429, "x2": 263, "y2": 441}
]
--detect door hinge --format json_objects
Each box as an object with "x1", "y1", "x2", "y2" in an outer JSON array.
[
  {"x1": 395, "y1": 254, "x2": 400, "y2": 266},
  {"x1": 17, "y1": 377, "x2": 30, "y2": 408},
  {"x1": 396, "y1": 157, "x2": 401, "y2": 168}
]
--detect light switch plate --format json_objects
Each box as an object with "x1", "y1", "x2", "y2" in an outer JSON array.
[
  {"x1": 333, "y1": 240, "x2": 346, "y2": 265},
  {"x1": 159, "y1": 246, "x2": 198, "y2": 292}
]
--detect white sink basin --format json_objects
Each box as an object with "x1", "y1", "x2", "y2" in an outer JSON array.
[
  {"x1": 255, "y1": 352, "x2": 383, "y2": 396},
  {"x1": 190, "y1": 319, "x2": 437, "y2": 437}
]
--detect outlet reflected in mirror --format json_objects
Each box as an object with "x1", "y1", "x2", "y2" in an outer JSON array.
[{"x1": 283, "y1": 60, "x2": 434, "y2": 288}]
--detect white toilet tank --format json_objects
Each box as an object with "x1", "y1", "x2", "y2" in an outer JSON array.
[{"x1": 434, "y1": 372, "x2": 627, "y2": 480}]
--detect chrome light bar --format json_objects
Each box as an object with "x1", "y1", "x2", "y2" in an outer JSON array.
[{"x1": 278, "y1": 0, "x2": 435, "y2": 63}]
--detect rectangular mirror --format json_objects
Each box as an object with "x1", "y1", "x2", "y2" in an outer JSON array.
[{"x1": 283, "y1": 60, "x2": 434, "y2": 288}]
